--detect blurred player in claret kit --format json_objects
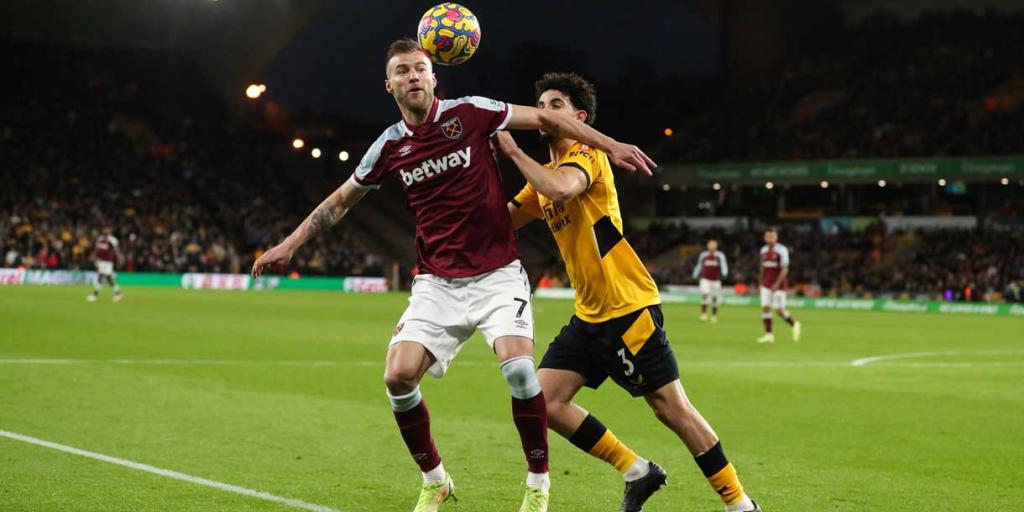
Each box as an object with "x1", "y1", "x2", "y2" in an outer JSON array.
[
  {"x1": 498, "y1": 71, "x2": 761, "y2": 512},
  {"x1": 756, "y1": 228, "x2": 802, "y2": 343},
  {"x1": 87, "y1": 227, "x2": 123, "y2": 303},
  {"x1": 251, "y1": 40, "x2": 655, "y2": 512},
  {"x1": 693, "y1": 239, "x2": 728, "y2": 323}
]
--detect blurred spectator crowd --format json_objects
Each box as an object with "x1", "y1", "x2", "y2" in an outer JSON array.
[
  {"x1": 641, "y1": 223, "x2": 1024, "y2": 303},
  {"x1": 665, "y1": 11, "x2": 1024, "y2": 163},
  {"x1": 1, "y1": 42, "x2": 384, "y2": 276},
  {"x1": 4, "y1": 10, "x2": 1024, "y2": 302}
]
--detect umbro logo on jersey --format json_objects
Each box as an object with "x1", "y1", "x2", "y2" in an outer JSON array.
[
  {"x1": 399, "y1": 147, "x2": 471, "y2": 186},
  {"x1": 440, "y1": 117, "x2": 463, "y2": 139},
  {"x1": 398, "y1": 145, "x2": 412, "y2": 156}
]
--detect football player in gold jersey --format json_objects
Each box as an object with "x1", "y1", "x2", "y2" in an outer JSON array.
[{"x1": 497, "y1": 72, "x2": 761, "y2": 512}]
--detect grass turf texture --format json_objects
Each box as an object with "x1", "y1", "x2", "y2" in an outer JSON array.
[{"x1": 1, "y1": 286, "x2": 1022, "y2": 511}]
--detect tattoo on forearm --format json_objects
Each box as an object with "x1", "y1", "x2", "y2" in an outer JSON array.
[
  {"x1": 550, "y1": 123, "x2": 561, "y2": 137},
  {"x1": 309, "y1": 203, "x2": 340, "y2": 235}
]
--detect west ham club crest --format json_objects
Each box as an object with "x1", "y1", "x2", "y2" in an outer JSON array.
[{"x1": 440, "y1": 117, "x2": 463, "y2": 139}]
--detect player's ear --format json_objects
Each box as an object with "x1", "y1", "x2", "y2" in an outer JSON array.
[
  {"x1": 576, "y1": 110, "x2": 588, "y2": 124},
  {"x1": 431, "y1": 73, "x2": 437, "y2": 88},
  {"x1": 384, "y1": 79, "x2": 393, "y2": 94}
]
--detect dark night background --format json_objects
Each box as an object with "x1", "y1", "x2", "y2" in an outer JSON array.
[
  {"x1": 2, "y1": 0, "x2": 1023, "y2": 298},
  {"x1": 263, "y1": 0, "x2": 718, "y2": 126}
]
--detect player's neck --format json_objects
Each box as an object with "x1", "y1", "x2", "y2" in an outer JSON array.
[
  {"x1": 548, "y1": 138, "x2": 576, "y2": 164},
  {"x1": 399, "y1": 96, "x2": 435, "y2": 126},
  {"x1": 401, "y1": 107, "x2": 430, "y2": 126}
]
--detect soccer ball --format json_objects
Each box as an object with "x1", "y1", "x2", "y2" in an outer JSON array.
[{"x1": 417, "y1": 3, "x2": 481, "y2": 66}]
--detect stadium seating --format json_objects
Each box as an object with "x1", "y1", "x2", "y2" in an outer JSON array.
[
  {"x1": 638, "y1": 223, "x2": 1024, "y2": 303},
  {"x1": 3, "y1": 15, "x2": 1022, "y2": 303},
  {"x1": 656, "y1": 11, "x2": 1024, "y2": 163},
  {"x1": 0, "y1": 42, "x2": 385, "y2": 277}
]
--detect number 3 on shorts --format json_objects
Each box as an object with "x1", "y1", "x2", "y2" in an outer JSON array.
[{"x1": 616, "y1": 348, "x2": 635, "y2": 376}]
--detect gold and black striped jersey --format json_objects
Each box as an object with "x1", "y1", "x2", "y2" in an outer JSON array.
[{"x1": 513, "y1": 142, "x2": 660, "y2": 323}]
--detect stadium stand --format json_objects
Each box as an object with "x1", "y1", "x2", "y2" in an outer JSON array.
[
  {"x1": 3, "y1": 9, "x2": 1023, "y2": 302},
  {"x1": 658, "y1": 11, "x2": 1024, "y2": 163},
  {"x1": 0, "y1": 41, "x2": 384, "y2": 277},
  {"x1": 639, "y1": 224, "x2": 1024, "y2": 303}
]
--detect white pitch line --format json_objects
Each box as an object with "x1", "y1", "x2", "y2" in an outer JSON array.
[
  {"x1": 684, "y1": 361, "x2": 846, "y2": 368},
  {"x1": 683, "y1": 360, "x2": 1024, "y2": 368},
  {"x1": 849, "y1": 349, "x2": 1024, "y2": 367},
  {"x1": 0, "y1": 429, "x2": 342, "y2": 512},
  {"x1": 0, "y1": 358, "x2": 84, "y2": 364},
  {"x1": 107, "y1": 359, "x2": 342, "y2": 367},
  {"x1": 0, "y1": 358, "x2": 842, "y2": 369},
  {"x1": 1, "y1": 357, "x2": 1022, "y2": 369},
  {"x1": 0, "y1": 358, "x2": 344, "y2": 366}
]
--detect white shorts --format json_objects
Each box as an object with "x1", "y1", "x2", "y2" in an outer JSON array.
[
  {"x1": 390, "y1": 260, "x2": 534, "y2": 378},
  {"x1": 699, "y1": 278, "x2": 722, "y2": 295},
  {"x1": 96, "y1": 261, "x2": 114, "y2": 276},
  {"x1": 760, "y1": 287, "x2": 787, "y2": 309}
]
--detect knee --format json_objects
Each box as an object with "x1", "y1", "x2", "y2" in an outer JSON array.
[
  {"x1": 649, "y1": 399, "x2": 674, "y2": 425},
  {"x1": 500, "y1": 356, "x2": 541, "y2": 399},
  {"x1": 649, "y1": 394, "x2": 696, "y2": 426},
  {"x1": 545, "y1": 396, "x2": 572, "y2": 418},
  {"x1": 383, "y1": 367, "x2": 420, "y2": 394}
]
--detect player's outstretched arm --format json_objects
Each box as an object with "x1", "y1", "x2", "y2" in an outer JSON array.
[
  {"x1": 251, "y1": 179, "x2": 367, "y2": 277},
  {"x1": 505, "y1": 105, "x2": 657, "y2": 175},
  {"x1": 494, "y1": 131, "x2": 587, "y2": 202}
]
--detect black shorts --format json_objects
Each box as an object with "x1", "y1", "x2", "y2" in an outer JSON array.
[{"x1": 539, "y1": 304, "x2": 680, "y2": 397}]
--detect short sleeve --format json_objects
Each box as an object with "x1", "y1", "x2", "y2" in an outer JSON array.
[
  {"x1": 352, "y1": 124, "x2": 404, "y2": 189},
  {"x1": 692, "y1": 252, "x2": 706, "y2": 278},
  {"x1": 511, "y1": 182, "x2": 543, "y2": 219},
  {"x1": 557, "y1": 145, "x2": 602, "y2": 189},
  {"x1": 779, "y1": 245, "x2": 790, "y2": 267},
  {"x1": 451, "y1": 96, "x2": 512, "y2": 135}
]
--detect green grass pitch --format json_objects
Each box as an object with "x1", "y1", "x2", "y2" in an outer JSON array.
[{"x1": 1, "y1": 286, "x2": 1022, "y2": 511}]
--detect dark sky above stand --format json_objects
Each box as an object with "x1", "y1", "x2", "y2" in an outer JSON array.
[{"x1": 262, "y1": 0, "x2": 719, "y2": 126}]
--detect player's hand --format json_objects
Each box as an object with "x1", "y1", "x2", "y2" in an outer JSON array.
[
  {"x1": 492, "y1": 130, "x2": 521, "y2": 158},
  {"x1": 251, "y1": 243, "x2": 294, "y2": 277},
  {"x1": 607, "y1": 141, "x2": 657, "y2": 176}
]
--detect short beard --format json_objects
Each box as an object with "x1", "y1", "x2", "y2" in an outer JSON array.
[
  {"x1": 538, "y1": 130, "x2": 554, "y2": 145},
  {"x1": 400, "y1": 93, "x2": 431, "y2": 119},
  {"x1": 404, "y1": 100, "x2": 429, "y2": 118}
]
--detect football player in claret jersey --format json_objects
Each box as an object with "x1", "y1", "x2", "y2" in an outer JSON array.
[
  {"x1": 756, "y1": 228, "x2": 802, "y2": 343},
  {"x1": 87, "y1": 227, "x2": 123, "y2": 303},
  {"x1": 498, "y1": 72, "x2": 760, "y2": 512},
  {"x1": 692, "y1": 239, "x2": 728, "y2": 323},
  {"x1": 251, "y1": 40, "x2": 655, "y2": 512}
]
